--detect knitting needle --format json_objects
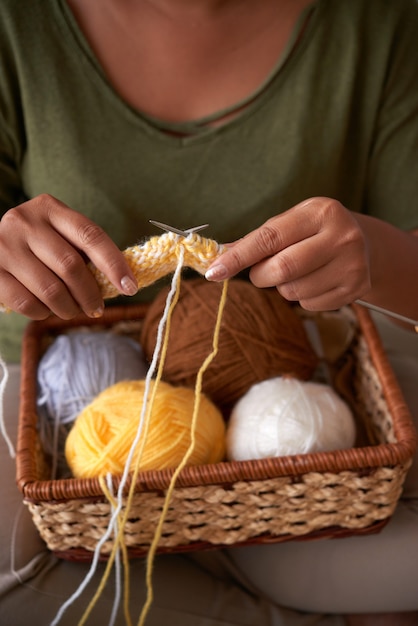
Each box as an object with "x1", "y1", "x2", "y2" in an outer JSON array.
[
  {"x1": 149, "y1": 220, "x2": 209, "y2": 237},
  {"x1": 151, "y1": 219, "x2": 417, "y2": 331},
  {"x1": 355, "y1": 300, "x2": 418, "y2": 332}
]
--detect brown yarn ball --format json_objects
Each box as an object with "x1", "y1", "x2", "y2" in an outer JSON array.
[{"x1": 140, "y1": 278, "x2": 318, "y2": 414}]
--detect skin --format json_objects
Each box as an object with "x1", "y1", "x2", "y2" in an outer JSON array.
[
  {"x1": 0, "y1": 0, "x2": 314, "y2": 320},
  {"x1": 0, "y1": 0, "x2": 416, "y2": 326},
  {"x1": 0, "y1": 194, "x2": 138, "y2": 319},
  {"x1": 205, "y1": 198, "x2": 418, "y2": 327}
]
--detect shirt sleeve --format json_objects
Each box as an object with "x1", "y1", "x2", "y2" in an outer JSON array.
[
  {"x1": 365, "y1": 0, "x2": 418, "y2": 232},
  {"x1": 0, "y1": 134, "x2": 23, "y2": 214},
  {"x1": 0, "y1": 9, "x2": 26, "y2": 215}
]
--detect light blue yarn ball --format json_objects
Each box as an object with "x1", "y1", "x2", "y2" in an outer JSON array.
[{"x1": 37, "y1": 330, "x2": 149, "y2": 476}]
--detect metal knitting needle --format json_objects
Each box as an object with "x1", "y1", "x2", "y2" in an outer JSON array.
[
  {"x1": 149, "y1": 220, "x2": 209, "y2": 237},
  {"x1": 151, "y1": 219, "x2": 417, "y2": 331},
  {"x1": 355, "y1": 300, "x2": 418, "y2": 332}
]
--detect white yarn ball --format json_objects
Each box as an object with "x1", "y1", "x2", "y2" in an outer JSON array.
[{"x1": 226, "y1": 377, "x2": 356, "y2": 461}]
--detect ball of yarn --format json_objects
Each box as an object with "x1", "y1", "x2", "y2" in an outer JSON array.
[
  {"x1": 37, "y1": 330, "x2": 149, "y2": 426},
  {"x1": 37, "y1": 330, "x2": 149, "y2": 477},
  {"x1": 226, "y1": 377, "x2": 356, "y2": 461},
  {"x1": 65, "y1": 379, "x2": 226, "y2": 478},
  {"x1": 140, "y1": 278, "x2": 318, "y2": 414}
]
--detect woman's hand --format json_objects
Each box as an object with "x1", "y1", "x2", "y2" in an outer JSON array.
[
  {"x1": 0, "y1": 194, "x2": 138, "y2": 320},
  {"x1": 206, "y1": 197, "x2": 371, "y2": 311}
]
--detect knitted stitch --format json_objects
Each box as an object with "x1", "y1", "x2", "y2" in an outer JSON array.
[{"x1": 89, "y1": 232, "x2": 225, "y2": 298}]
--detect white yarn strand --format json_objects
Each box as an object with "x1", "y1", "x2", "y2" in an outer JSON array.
[
  {"x1": 50, "y1": 246, "x2": 185, "y2": 626},
  {"x1": 107, "y1": 473, "x2": 122, "y2": 626},
  {"x1": 0, "y1": 352, "x2": 15, "y2": 458}
]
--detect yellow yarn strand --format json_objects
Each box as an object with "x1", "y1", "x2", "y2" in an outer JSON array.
[
  {"x1": 125, "y1": 263, "x2": 183, "y2": 486},
  {"x1": 138, "y1": 278, "x2": 229, "y2": 626},
  {"x1": 77, "y1": 248, "x2": 185, "y2": 626},
  {"x1": 84, "y1": 278, "x2": 228, "y2": 626},
  {"x1": 76, "y1": 475, "x2": 133, "y2": 626},
  {"x1": 72, "y1": 235, "x2": 228, "y2": 626},
  {"x1": 119, "y1": 251, "x2": 184, "y2": 620}
]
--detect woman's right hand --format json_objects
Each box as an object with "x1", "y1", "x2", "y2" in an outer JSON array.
[{"x1": 0, "y1": 194, "x2": 138, "y2": 320}]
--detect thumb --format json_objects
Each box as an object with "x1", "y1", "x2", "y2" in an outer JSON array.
[{"x1": 205, "y1": 225, "x2": 282, "y2": 281}]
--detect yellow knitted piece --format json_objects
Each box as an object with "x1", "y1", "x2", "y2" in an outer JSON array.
[{"x1": 89, "y1": 232, "x2": 224, "y2": 298}]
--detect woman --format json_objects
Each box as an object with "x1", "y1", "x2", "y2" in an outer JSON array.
[{"x1": 0, "y1": 0, "x2": 417, "y2": 624}]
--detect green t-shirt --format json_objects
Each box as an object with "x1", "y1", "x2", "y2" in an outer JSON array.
[{"x1": 1, "y1": 0, "x2": 418, "y2": 361}]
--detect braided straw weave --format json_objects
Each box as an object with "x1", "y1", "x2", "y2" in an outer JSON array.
[{"x1": 15, "y1": 235, "x2": 417, "y2": 560}]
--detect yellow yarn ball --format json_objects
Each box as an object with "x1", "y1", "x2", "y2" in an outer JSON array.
[{"x1": 65, "y1": 380, "x2": 226, "y2": 478}]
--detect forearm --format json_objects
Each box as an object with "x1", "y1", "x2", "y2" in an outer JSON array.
[{"x1": 354, "y1": 213, "x2": 418, "y2": 323}]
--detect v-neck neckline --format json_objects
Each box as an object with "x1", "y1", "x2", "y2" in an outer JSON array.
[{"x1": 57, "y1": 0, "x2": 319, "y2": 145}]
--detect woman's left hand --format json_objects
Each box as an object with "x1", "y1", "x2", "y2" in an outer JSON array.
[{"x1": 205, "y1": 197, "x2": 371, "y2": 311}]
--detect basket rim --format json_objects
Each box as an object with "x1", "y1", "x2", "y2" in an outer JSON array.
[{"x1": 16, "y1": 302, "x2": 418, "y2": 503}]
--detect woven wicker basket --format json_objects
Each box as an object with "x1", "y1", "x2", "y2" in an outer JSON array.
[{"x1": 16, "y1": 302, "x2": 417, "y2": 562}]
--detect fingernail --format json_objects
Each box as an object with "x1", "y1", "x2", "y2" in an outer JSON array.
[
  {"x1": 121, "y1": 275, "x2": 138, "y2": 296},
  {"x1": 205, "y1": 264, "x2": 228, "y2": 282},
  {"x1": 89, "y1": 306, "x2": 104, "y2": 319}
]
